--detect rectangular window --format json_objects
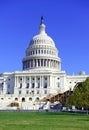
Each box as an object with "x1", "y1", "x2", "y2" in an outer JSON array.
[
  {"x1": 26, "y1": 77, "x2": 29, "y2": 81},
  {"x1": 20, "y1": 83, "x2": 22, "y2": 88},
  {"x1": 31, "y1": 90, "x2": 34, "y2": 94},
  {"x1": 32, "y1": 83, "x2": 35, "y2": 88},
  {"x1": 44, "y1": 90, "x2": 47, "y2": 94},
  {"x1": 44, "y1": 77, "x2": 47, "y2": 80},
  {"x1": 37, "y1": 83, "x2": 40, "y2": 88},
  {"x1": 26, "y1": 91, "x2": 29, "y2": 94},
  {"x1": 44, "y1": 82, "x2": 47, "y2": 88},
  {"x1": 26, "y1": 83, "x2": 29, "y2": 88},
  {"x1": 37, "y1": 90, "x2": 39, "y2": 94},
  {"x1": 38, "y1": 77, "x2": 40, "y2": 80},
  {"x1": 19, "y1": 91, "x2": 21, "y2": 94}
]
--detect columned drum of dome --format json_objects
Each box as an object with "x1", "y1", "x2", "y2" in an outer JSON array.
[{"x1": 22, "y1": 17, "x2": 61, "y2": 70}]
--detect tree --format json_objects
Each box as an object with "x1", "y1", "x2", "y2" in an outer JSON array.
[{"x1": 66, "y1": 77, "x2": 89, "y2": 110}]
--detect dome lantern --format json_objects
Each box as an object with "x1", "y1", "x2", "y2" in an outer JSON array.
[{"x1": 39, "y1": 16, "x2": 46, "y2": 34}]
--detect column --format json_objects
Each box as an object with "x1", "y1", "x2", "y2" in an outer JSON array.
[
  {"x1": 51, "y1": 60, "x2": 52, "y2": 67},
  {"x1": 54, "y1": 61, "x2": 56, "y2": 67},
  {"x1": 41, "y1": 59, "x2": 43, "y2": 66},
  {"x1": 50, "y1": 60, "x2": 52, "y2": 67},
  {"x1": 33, "y1": 59, "x2": 35, "y2": 68},
  {"x1": 35, "y1": 76, "x2": 36, "y2": 88},
  {"x1": 48, "y1": 60, "x2": 49, "y2": 67},
  {"x1": 41, "y1": 76, "x2": 44, "y2": 88},
  {"x1": 36, "y1": 59, "x2": 38, "y2": 67},
  {"x1": 46, "y1": 59, "x2": 47, "y2": 67},
  {"x1": 29, "y1": 76, "x2": 31, "y2": 88},
  {"x1": 15, "y1": 76, "x2": 17, "y2": 88},
  {"x1": 40, "y1": 59, "x2": 41, "y2": 67},
  {"x1": 14, "y1": 76, "x2": 18, "y2": 94}
]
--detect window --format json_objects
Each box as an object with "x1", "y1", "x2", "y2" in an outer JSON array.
[
  {"x1": 15, "y1": 98, "x2": 18, "y2": 101},
  {"x1": 32, "y1": 83, "x2": 35, "y2": 88},
  {"x1": 29, "y1": 97, "x2": 32, "y2": 101},
  {"x1": 44, "y1": 83, "x2": 47, "y2": 88},
  {"x1": 39, "y1": 50, "x2": 40, "y2": 54},
  {"x1": 26, "y1": 83, "x2": 29, "y2": 88},
  {"x1": 20, "y1": 78, "x2": 22, "y2": 81},
  {"x1": 44, "y1": 90, "x2": 47, "y2": 94},
  {"x1": 37, "y1": 83, "x2": 40, "y2": 88},
  {"x1": 36, "y1": 50, "x2": 37, "y2": 54},
  {"x1": 38, "y1": 77, "x2": 40, "y2": 80},
  {"x1": 57, "y1": 77, "x2": 60, "y2": 80},
  {"x1": 27, "y1": 77, "x2": 29, "y2": 81},
  {"x1": 41, "y1": 50, "x2": 43, "y2": 54},
  {"x1": 32, "y1": 78, "x2": 34, "y2": 80},
  {"x1": 45, "y1": 77, "x2": 47, "y2": 80},
  {"x1": 26, "y1": 90, "x2": 29, "y2": 94},
  {"x1": 44, "y1": 50, "x2": 46, "y2": 54},
  {"x1": 31, "y1": 90, "x2": 34, "y2": 94},
  {"x1": 37, "y1": 90, "x2": 39, "y2": 94},
  {"x1": 36, "y1": 97, "x2": 39, "y2": 101},
  {"x1": 20, "y1": 83, "x2": 22, "y2": 88},
  {"x1": 19, "y1": 91, "x2": 21, "y2": 94}
]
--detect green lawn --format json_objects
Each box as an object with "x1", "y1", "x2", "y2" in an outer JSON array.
[{"x1": 0, "y1": 111, "x2": 89, "y2": 130}]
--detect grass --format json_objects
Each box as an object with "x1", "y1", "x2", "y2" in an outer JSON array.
[{"x1": 0, "y1": 111, "x2": 89, "y2": 130}]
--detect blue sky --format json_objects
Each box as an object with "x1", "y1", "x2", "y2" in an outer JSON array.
[{"x1": 0, "y1": 0, "x2": 89, "y2": 75}]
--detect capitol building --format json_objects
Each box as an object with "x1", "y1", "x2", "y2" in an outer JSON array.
[{"x1": 0, "y1": 17, "x2": 88, "y2": 110}]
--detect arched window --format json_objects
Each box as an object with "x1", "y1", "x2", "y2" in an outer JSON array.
[
  {"x1": 15, "y1": 98, "x2": 18, "y2": 101},
  {"x1": 29, "y1": 97, "x2": 32, "y2": 101},
  {"x1": 22, "y1": 97, "x2": 25, "y2": 102},
  {"x1": 36, "y1": 97, "x2": 39, "y2": 101}
]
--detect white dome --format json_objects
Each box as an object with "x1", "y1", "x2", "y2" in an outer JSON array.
[
  {"x1": 22, "y1": 17, "x2": 61, "y2": 71},
  {"x1": 30, "y1": 33, "x2": 55, "y2": 46},
  {"x1": 29, "y1": 23, "x2": 55, "y2": 47}
]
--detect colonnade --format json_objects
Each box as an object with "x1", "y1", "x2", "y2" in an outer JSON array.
[
  {"x1": 14, "y1": 75, "x2": 51, "y2": 95},
  {"x1": 23, "y1": 59, "x2": 60, "y2": 70}
]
